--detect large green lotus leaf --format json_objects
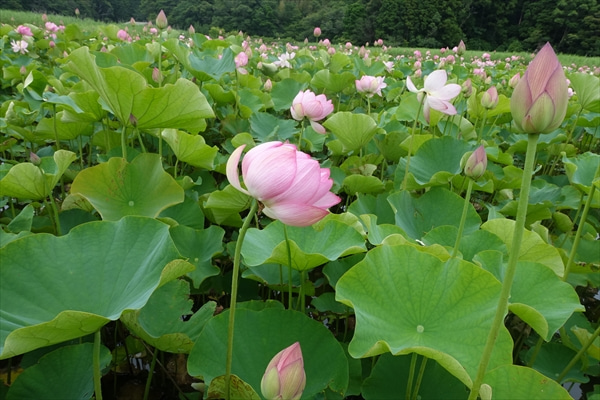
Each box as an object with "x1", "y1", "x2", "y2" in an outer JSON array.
[
  {"x1": 562, "y1": 152, "x2": 600, "y2": 194},
  {"x1": 569, "y1": 72, "x2": 600, "y2": 112},
  {"x1": 6, "y1": 343, "x2": 112, "y2": 400},
  {"x1": 66, "y1": 47, "x2": 214, "y2": 132},
  {"x1": 475, "y1": 251, "x2": 583, "y2": 340},
  {"x1": 422, "y1": 225, "x2": 507, "y2": 262},
  {"x1": 169, "y1": 224, "x2": 224, "y2": 288},
  {"x1": 482, "y1": 364, "x2": 571, "y2": 399},
  {"x1": 270, "y1": 78, "x2": 306, "y2": 111},
  {"x1": 70, "y1": 153, "x2": 184, "y2": 221},
  {"x1": 110, "y1": 42, "x2": 154, "y2": 65},
  {"x1": 481, "y1": 219, "x2": 564, "y2": 276},
  {"x1": 241, "y1": 219, "x2": 367, "y2": 271},
  {"x1": 34, "y1": 112, "x2": 94, "y2": 140},
  {"x1": 310, "y1": 69, "x2": 356, "y2": 93},
  {"x1": 406, "y1": 136, "x2": 472, "y2": 186},
  {"x1": 323, "y1": 112, "x2": 378, "y2": 152},
  {"x1": 335, "y1": 244, "x2": 513, "y2": 387},
  {"x1": 161, "y1": 129, "x2": 218, "y2": 170},
  {"x1": 388, "y1": 187, "x2": 481, "y2": 240},
  {"x1": 203, "y1": 184, "x2": 251, "y2": 227},
  {"x1": 121, "y1": 280, "x2": 216, "y2": 354},
  {"x1": 348, "y1": 193, "x2": 395, "y2": 224},
  {"x1": 0, "y1": 150, "x2": 76, "y2": 200},
  {"x1": 189, "y1": 47, "x2": 236, "y2": 81},
  {"x1": 249, "y1": 112, "x2": 297, "y2": 142},
  {"x1": 572, "y1": 326, "x2": 600, "y2": 361},
  {"x1": 0, "y1": 216, "x2": 181, "y2": 359},
  {"x1": 361, "y1": 353, "x2": 467, "y2": 400},
  {"x1": 343, "y1": 175, "x2": 385, "y2": 195},
  {"x1": 187, "y1": 308, "x2": 349, "y2": 398},
  {"x1": 522, "y1": 342, "x2": 588, "y2": 383}
]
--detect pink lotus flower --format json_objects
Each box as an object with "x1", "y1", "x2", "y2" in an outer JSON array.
[
  {"x1": 291, "y1": 90, "x2": 334, "y2": 134},
  {"x1": 406, "y1": 70, "x2": 461, "y2": 122},
  {"x1": 16, "y1": 25, "x2": 33, "y2": 36},
  {"x1": 45, "y1": 22, "x2": 59, "y2": 32},
  {"x1": 11, "y1": 39, "x2": 28, "y2": 54},
  {"x1": 510, "y1": 42, "x2": 568, "y2": 134},
  {"x1": 235, "y1": 51, "x2": 248, "y2": 68},
  {"x1": 355, "y1": 75, "x2": 387, "y2": 97},
  {"x1": 155, "y1": 10, "x2": 168, "y2": 30},
  {"x1": 464, "y1": 145, "x2": 487, "y2": 180},
  {"x1": 261, "y1": 342, "x2": 306, "y2": 400},
  {"x1": 226, "y1": 142, "x2": 340, "y2": 227},
  {"x1": 313, "y1": 27, "x2": 321, "y2": 37},
  {"x1": 117, "y1": 29, "x2": 131, "y2": 41},
  {"x1": 481, "y1": 86, "x2": 499, "y2": 109}
]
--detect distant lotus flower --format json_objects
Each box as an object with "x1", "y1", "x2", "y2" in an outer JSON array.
[
  {"x1": 75, "y1": 8, "x2": 80, "y2": 16},
  {"x1": 322, "y1": 38, "x2": 331, "y2": 47},
  {"x1": 235, "y1": 51, "x2": 248, "y2": 68},
  {"x1": 273, "y1": 52, "x2": 295, "y2": 69},
  {"x1": 149, "y1": 27, "x2": 158, "y2": 35},
  {"x1": 464, "y1": 145, "x2": 487, "y2": 180},
  {"x1": 117, "y1": 29, "x2": 130, "y2": 41},
  {"x1": 16, "y1": 25, "x2": 33, "y2": 36},
  {"x1": 42, "y1": 13, "x2": 48, "y2": 22},
  {"x1": 406, "y1": 70, "x2": 461, "y2": 122},
  {"x1": 481, "y1": 86, "x2": 499, "y2": 109},
  {"x1": 11, "y1": 39, "x2": 29, "y2": 54},
  {"x1": 45, "y1": 22, "x2": 58, "y2": 32},
  {"x1": 509, "y1": 73, "x2": 521, "y2": 88},
  {"x1": 291, "y1": 90, "x2": 334, "y2": 134},
  {"x1": 264, "y1": 78, "x2": 272, "y2": 91},
  {"x1": 355, "y1": 75, "x2": 387, "y2": 98},
  {"x1": 226, "y1": 142, "x2": 340, "y2": 227},
  {"x1": 155, "y1": 10, "x2": 168, "y2": 30},
  {"x1": 152, "y1": 67, "x2": 162, "y2": 83},
  {"x1": 261, "y1": 342, "x2": 306, "y2": 400},
  {"x1": 130, "y1": 17, "x2": 136, "y2": 25},
  {"x1": 189, "y1": 25, "x2": 195, "y2": 34},
  {"x1": 510, "y1": 42, "x2": 569, "y2": 134},
  {"x1": 313, "y1": 27, "x2": 321, "y2": 37}
]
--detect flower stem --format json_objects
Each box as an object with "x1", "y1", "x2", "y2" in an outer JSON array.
[
  {"x1": 405, "y1": 353, "x2": 417, "y2": 400},
  {"x1": 401, "y1": 96, "x2": 425, "y2": 191},
  {"x1": 468, "y1": 133, "x2": 539, "y2": 400},
  {"x1": 452, "y1": 178, "x2": 474, "y2": 258},
  {"x1": 225, "y1": 199, "x2": 258, "y2": 400},
  {"x1": 411, "y1": 356, "x2": 428, "y2": 400},
  {"x1": 283, "y1": 224, "x2": 294, "y2": 309},
  {"x1": 143, "y1": 347, "x2": 158, "y2": 400},
  {"x1": 93, "y1": 330, "x2": 103, "y2": 400},
  {"x1": 121, "y1": 125, "x2": 128, "y2": 160},
  {"x1": 557, "y1": 325, "x2": 600, "y2": 382}
]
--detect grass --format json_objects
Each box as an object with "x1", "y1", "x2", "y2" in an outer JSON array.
[{"x1": 2, "y1": 8, "x2": 599, "y2": 69}]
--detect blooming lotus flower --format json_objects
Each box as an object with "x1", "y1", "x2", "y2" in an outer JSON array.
[
  {"x1": 273, "y1": 52, "x2": 295, "y2": 69},
  {"x1": 291, "y1": 90, "x2": 334, "y2": 134},
  {"x1": 355, "y1": 75, "x2": 387, "y2": 97},
  {"x1": 45, "y1": 22, "x2": 58, "y2": 32},
  {"x1": 510, "y1": 42, "x2": 568, "y2": 134},
  {"x1": 481, "y1": 86, "x2": 499, "y2": 109},
  {"x1": 117, "y1": 29, "x2": 131, "y2": 41},
  {"x1": 406, "y1": 70, "x2": 461, "y2": 122},
  {"x1": 16, "y1": 25, "x2": 33, "y2": 36},
  {"x1": 464, "y1": 145, "x2": 487, "y2": 180},
  {"x1": 226, "y1": 142, "x2": 340, "y2": 227},
  {"x1": 261, "y1": 342, "x2": 306, "y2": 400},
  {"x1": 235, "y1": 51, "x2": 248, "y2": 68},
  {"x1": 11, "y1": 39, "x2": 28, "y2": 54}
]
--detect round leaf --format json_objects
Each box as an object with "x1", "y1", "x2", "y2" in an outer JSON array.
[
  {"x1": 323, "y1": 112, "x2": 378, "y2": 152},
  {"x1": 483, "y1": 364, "x2": 571, "y2": 399}
]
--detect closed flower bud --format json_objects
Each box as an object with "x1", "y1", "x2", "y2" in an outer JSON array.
[
  {"x1": 481, "y1": 86, "x2": 499, "y2": 109},
  {"x1": 155, "y1": 10, "x2": 168, "y2": 30},
  {"x1": 510, "y1": 42, "x2": 569, "y2": 134},
  {"x1": 261, "y1": 342, "x2": 306, "y2": 400},
  {"x1": 509, "y1": 73, "x2": 520, "y2": 88},
  {"x1": 313, "y1": 27, "x2": 321, "y2": 38},
  {"x1": 462, "y1": 78, "x2": 473, "y2": 98},
  {"x1": 264, "y1": 78, "x2": 272, "y2": 91},
  {"x1": 463, "y1": 145, "x2": 487, "y2": 180},
  {"x1": 456, "y1": 40, "x2": 466, "y2": 56}
]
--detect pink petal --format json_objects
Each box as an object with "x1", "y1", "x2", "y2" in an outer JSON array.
[
  {"x1": 430, "y1": 83, "x2": 461, "y2": 101},
  {"x1": 269, "y1": 157, "x2": 322, "y2": 204},
  {"x1": 427, "y1": 97, "x2": 457, "y2": 115},
  {"x1": 424, "y1": 70, "x2": 448, "y2": 92},
  {"x1": 243, "y1": 144, "x2": 298, "y2": 200},
  {"x1": 310, "y1": 120, "x2": 327, "y2": 134},
  {"x1": 406, "y1": 76, "x2": 419, "y2": 93},
  {"x1": 263, "y1": 203, "x2": 331, "y2": 227},
  {"x1": 226, "y1": 145, "x2": 250, "y2": 195}
]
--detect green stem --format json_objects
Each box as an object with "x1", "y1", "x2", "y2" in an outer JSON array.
[
  {"x1": 563, "y1": 164, "x2": 599, "y2": 281},
  {"x1": 143, "y1": 347, "x2": 158, "y2": 400},
  {"x1": 452, "y1": 178, "x2": 474, "y2": 257},
  {"x1": 46, "y1": 196, "x2": 62, "y2": 236},
  {"x1": 121, "y1": 125, "x2": 128, "y2": 160},
  {"x1": 477, "y1": 109, "x2": 488, "y2": 142},
  {"x1": 297, "y1": 121, "x2": 305, "y2": 150},
  {"x1": 225, "y1": 199, "x2": 258, "y2": 400},
  {"x1": 405, "y1": 353, "x2": 417, "y2": 400},
  {"x1": 401, "y1": 96, "x2": 425, "y2": 191},
  {"x1": 526, "y1": 335, "x2": 544, "y2": 367},
  {"x1": 411, "y1": 356, "x2": 428, "y2": 400},
  {"x1": 93, "y1": 330, "x2": 103, "y2": 400},
  {"x1": 283, "y1": 224, "x2": 294, "y2": 309},
  {"x1": 557, "y1": 325, "x2": 600, "y2": 382},
  {"x1": 468, "y1": 133, "x2": 540, "y2": 400},
  {"x1": 53, "y1": 104, "x2": 60, "y2": 152}
]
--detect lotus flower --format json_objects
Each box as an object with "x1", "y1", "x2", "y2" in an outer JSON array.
[
  {"x1": 510, "y1": 42, "x2": 568, "y2": 134},
  {"x1": 155, "y1": 10, "x2": 168, "y2": 30},
  {"x1": 313, "y1": 27, "x2": 321, "y2": 38},
  {"x1": 290, "y1": 90, "x2": 334, "y2": 134},
  {"x1": 11, "y1": 40, "x2": 28, "y2": 54},
  {"x1": 226, "y1": 141, "x2": 340, "y2": 227},
  {"x1": 464, "y1": 145, "x2": 487, "y2": 180},
  {"x1": 481, "y1": 86, "x2": 499, "y2": 109},
  {"x1": 261, "y1": 342, "x2": 306, "y2": 400},
  {"x1": 406, "y1": 70, "x2": 461, "y2": 122},
  {"x1": 16, "y1": 25, "x2": 33, "y2": 36},
  {"x1": 355, "y1": 75, "x2": 387, "y2": 98}
]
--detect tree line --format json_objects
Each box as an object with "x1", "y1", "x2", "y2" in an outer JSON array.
[{"x1": 5, "y1": 0, "x2": 599, "y2": 56}]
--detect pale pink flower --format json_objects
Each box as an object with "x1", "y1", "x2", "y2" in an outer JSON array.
[
  {"x1": 226, "y1": 142, "x2": 340, "y2": 227},
  {"x1": 117, "y1": 29, "x2": 131, "y2": 41},
  {"x1": 45, "y1": 22, "x2": 59, "y2": 32},
  {"x1": 11, "y1": 40, "x2": 29, "y2": 54},
  {"x1": 313, "y1": 27, "x2": 321, "y2": 37},
  {"x1": 16, "y1": 25, "x2": 33, "y2": 36},
  {"x1": 273, "y1": 52, "x2": 295, "y2": 69},
  {"x1": 406, "y1": 70, "x2": 461, "y2": 122},
  {"x1": 261, "y1": 342, "x2": 306, "y2": 400},
  {"x1": 235, "y1": 51, "x2": 248, "y2": 68},
  {"x1": 290, "y1": 90, "x2": 334, "y2": 134},
  {"x1": 355, "y1": 75, "x2": 387, "y2": 97},
  {"x1": 149, "y1": 27, "x2": 158, "y2": 35}
]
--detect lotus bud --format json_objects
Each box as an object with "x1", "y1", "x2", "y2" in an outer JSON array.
[
  {"x1": 481, "y1": 86, "x2": 499, "y2": 109},
  {"x1": 129, "y1": 113, "x2": 138, "y2": 127},
  {"x1": 509, "y1": 73, "x2": 520, "y2": 88},
  {"x1": 463, "y1": 145, "x2": 487, "y2": 180},
  {"x1": 510, "y1": 42, "x2": 568, "y2": 134},
  {"x1": 75, "y1": 8, "x2": 80, "y2": 16},
  {"x1": 260, "y1": 342, "x2": 306, "y2": 400},
  {"x1": 313, "y1": 27, "x2": 321, "y2": 38},
  {"x1": 457, "y1": 40, "x2": 466, "y2": 56},
  {"x1": 30, "y1": 152, "x2": 41, "y2": 165},
  {"x1": 264, "y1": 78, "x2": 272, "y2": 92},
  {"x1": 152, "y1": 67, "x2": 162, "y2": 83},
  {"x1": 155, "y1": 10, "x2": 168, "y2": 30},
  {"x1": 189, "y1": 25, "x2": 195, "y2": 35},
  {"x1": 461, "y1": 78, "x2": 473, "y2": 98}
]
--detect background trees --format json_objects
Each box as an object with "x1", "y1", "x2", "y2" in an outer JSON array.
[{"x1": 5, "y1": 0, "x2": 599, "y2": 55}]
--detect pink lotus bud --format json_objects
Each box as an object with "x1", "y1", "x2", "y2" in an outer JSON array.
[
  {"x1": 152, "y1": 67, "x2": 162, "y2": 83},
  {"x1": 462, "y1": 78, "x2": 473, "y2": 98},
  {"x1": 226, "y1": 142, "x2": 340, "y2": 226},
  {"x1": 464, "y1": 145, "x2": 487, "y2": 180},
  {"x1": 150, "y1": 27, "x2": 158, "y2": 35},
  {"x1": 42, "y1": 14, "x2": 48, "y2": 22},
  {"x1": 20, "y1": 66, "x2": 27, "y2": 75},
  {"x1": 117, "y1": 29, "x2": 130, "y2": 41},
  {"x1": 313, "y1": 27, "x2": 321, "y2": 38},
  {"x1": 260, "y1": 342, "x2": 306, "y2": 400},
  {"x1": 130, "y1": 17, "x2": 136, "y2": 25},
  {"x1": 457, "y1": 40, "x2": 466, "y2": 55},
  {"x1": 510, "y1": 42, "x2": 568, "y2": 134},
  {"x1": 189, "y1": 25, "x2": 195, "y2": 34},
  {"x1": 30, "y1": 152, "x2": 41, "y2": 165},
  {"x1": 481, "y1": 86, "x2": 499, "y2": 109},
  {"x1": 264, "y1": 78, "x2": 272, "y2": 92},
  {"x1": 75, "y1": 8, "x2": 80, "y2": 16},
  {"x1": 327, "y1": 47, "x2": 336, "y2": 55},
  {"x1": 509, "y1": 73, "x2": 520, "y2": 88},
  {"x1": 155, "y1": 10, "x2": 168, "y2": 30},
  {"x1": 290, "y1": 90, "x2": 334, "y2": 134},
  {"x1": 355, "y1": 75, "x2": 387, "y2": 98}
]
